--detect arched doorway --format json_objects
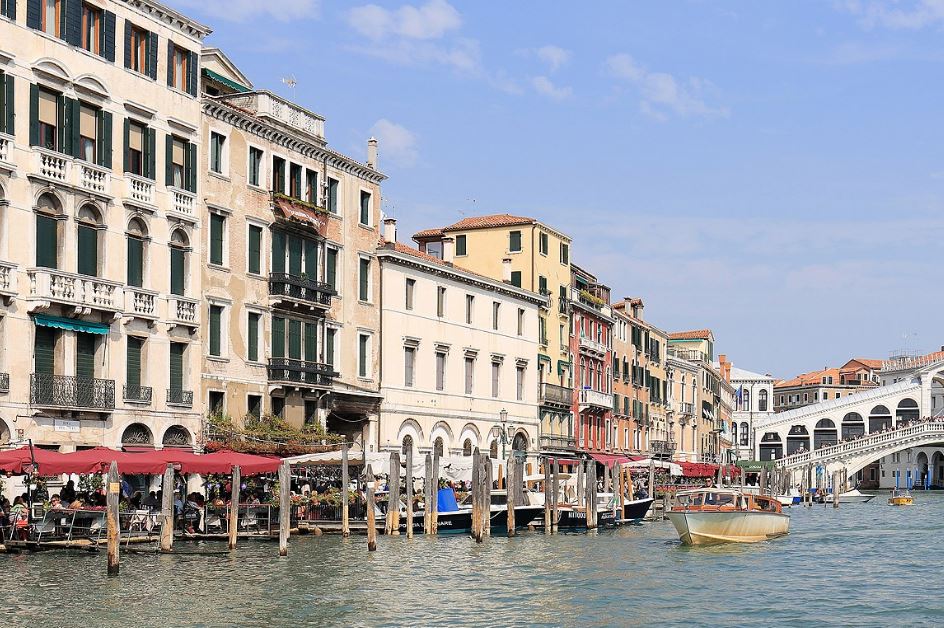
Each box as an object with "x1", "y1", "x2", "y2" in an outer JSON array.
[
  {"x1": 433, "y1": 437, "x2": 444, "y2": 457},
  {"x1": 786, "y1": 425, "x2": 810, "y2": 455},
  {"x1": 931, "y1": 451, "x2": 944, "y2": 487},
  {"x1": 401, "y1": 434, "x2": 414, "y2": 455},
  {"x1": 841, "y1": 412, "x2": 864, "y2": 440},
  {"x1": 511, "y1": 431, "x2": 528, "y2": 455},
  {"x1": 916, "y1": 451, "x2": 930, "y2": 487},
  {"x1": 462, "y1": 439, "x2": 472, "y2": 456},
  {"x1": 896, "y1": 399, "x2": 919, "y2": 425},
  {"x1": 759, "y1": 432, "x2": 783, "y2": 461},
  {"x1": 162, "y1": 425, "x2": 192, "y2": 448},
  {"x1": 0, "y1": 417, "x2": 9, "y2": 444},
  {"x1": 121, "y1": 423, "x2": 153, "y2": 447},
  {"x1": 813, "y1": 419, "x2": 838, "y2": 449},
  {"x1": 868, "y1": 405, "x2": 892, "y2": 433}
]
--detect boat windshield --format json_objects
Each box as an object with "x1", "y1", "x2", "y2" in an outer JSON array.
[{"x1": 677, "y1": 491, "x2": 735, "y2": 507}]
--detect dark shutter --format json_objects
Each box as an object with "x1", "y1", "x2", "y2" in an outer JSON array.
[
  {"x1": 123, "y1": 19, "x2": 132, "y2": 69},
  {"x1": 247, "y1": 312, "x2": 259, "y2": 362},
  {"x1": 146, "y1": 31, "x2": 157, "y2": 80},
  {"x1": 33, "y1": 327, "x2": 56, "y2": 375},
  {"x1": 359, "y1": 258, "x2": 368, "y2": 301},
  {"x1": 209, "y1": 306, "x2": 221, "y2": 356},
  {"x1": 187, "y1": 142, "x2": 196, "y2": 192},
  {"x1": 166, "y1": 39, "x2": 174, "y2": 88},
  {"x1": 68, "y1": 97, "x2": 80, "y2": 159},
  {"x1": 270, "y1": 230, "x2": 285, "y2": 273},
  {"x1": 188, "y1": 50, "x2": 198, "y2": 97},
  {"x1": 328, "y1": 178, "x2": 338, "y2": 213},
  {"x1": 97, "y1": 110, "x2": 112, "y2": 168},
  {"x1": 170, "y1": 246, "x2": 184, "y2": 295},
  {"x1": 145, "y1": 127, "x2": 156, "y2": 180},
  {"x1": 288, "y1": 235, "x2": 302, "y2": 275},
  {"x1": 58, "y1": 94, "x2": 70, "y2": 156},
  {"x1": 122, "y1": 117, "x2": 130, "y2": 172},
  {"x1": 2, "y1": 72, "x2": 12, "y2": 136},
  {"x1": 127, "y1": 236, "x2": 143, "y2": 287},
  {"x1": 164, "y1": 134, "x2": 173, "y2": 186},
  {"x1": 248, "y1": 225, "x2": 261, "y2": 274},
  {"x1": 102, "y1": 11, "x2": 116, "y2": 62},
  {"x1": 288, "y1": 319, "x2": 301, "y2": 360},
  {"x1": 75, "y1": 333, "x2": 96, "y2": 380},
  {"x1": 304, "y1": 239, "x2": 317, "y2": 277},
  {"x1": 77, "y1": 224, "x2": 98, "y2": 276},
  {"x1": 326, "y1": 248, "x2": 337, "y2": 290},
  {"x1": 35, "y1": 214, "x2": 58, "y2": 268},
  {"x1": 3, "y1": 0, "x2": 14, "y2": 20},
  {"x1": 304, "y1": 322, "x2": 317, "y2": 362},
  {"x1": 64, "y1": 0, "x2": 81, "y2": 46},
  {"x1": 29, "y1": 82, "x2": 38, "y2": 146},
  {"x1": 209, "y1": 213, "x2": 224, "y2": 265},
  {"x1": 169, "y1": 343, "x2": 184, "y2": 391},
  {"x1": 26, "y1": 0, "x2": 40, "y2": 29},
  {"x1": 126, "y1": 337, "x2": 142, "y2": 389},
  {"x1": 326, "y1": 329, "x2": 335, "y2": 366},
  {"x1": 271, "y1": 317, "x2": 285, "y2": 358}
]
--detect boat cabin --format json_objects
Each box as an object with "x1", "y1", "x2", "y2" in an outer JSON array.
[{"x1": 673, "y1": 489, "x2": 783, "y2": 514}]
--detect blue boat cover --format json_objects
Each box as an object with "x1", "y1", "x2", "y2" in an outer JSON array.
[{"x1": 437, "y1": 487, "x2": 459, "y2": 512}]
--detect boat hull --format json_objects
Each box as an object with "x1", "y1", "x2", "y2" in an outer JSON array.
[
  {"x1": 888, "y1": 497, "x2": 913, "y2": 506},
  {"x1": 825, "y1": 492, "x2": 875, "y2": 504},
  {"x1": 622, "y1": 498, "x2": 655, "y2": 520},
  {"x1": 401, "y1": 505, "x2": 545, "y2": 534},
  {"x1": 666, "y1": 510, "x2": 790, "y2": 546}
]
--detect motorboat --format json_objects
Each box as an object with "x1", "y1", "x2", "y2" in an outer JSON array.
[
  {"x1": 888, "y1": 489, "x2": 914, "y2": 506},
  {"x1": 398, "y1": 489, "x2": 544, "y2": 534},
  {"x1": 774, "y1": 487, "x2": 803, "y2": 507},
  {"x1": 666, "y1": 488, "x2": 790, "y2": 546},
  {"x1": 824, "y1": 488, "x2": 875, "y2": 504},
  {"x1": 622, "y1": 497, "x2": 655, "y2": 520}
]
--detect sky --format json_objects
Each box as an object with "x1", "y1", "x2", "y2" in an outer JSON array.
[{"x1": 165, "y1": 0, "x2": 944, "y2": 379}]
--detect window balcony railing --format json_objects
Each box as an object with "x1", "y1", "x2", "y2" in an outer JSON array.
[
  {"x1": 28, "y1": 268, "x2": 123, "y2": 313},
  {"x1": 167, "y1": 388, "x2": 194, "y2": 407},
  {"x1": 559, "y1": 297, "x2": 571, "y2": 316},
  {"x1": 679, "y1": 402, "x2": 695, "y2": 416},
  {"x1": 35, "y1": 148, "x2": 69, "y2": 183},
  {"x1": 0, "y1": 260, "x2": 17, "y2": 297},
  {"x1": 124, "y1": 287, "x2": 158, "y2": 319},
  {"x1": 267, "y1": 358, "x2": 336, "y2": 388},
  {"x1": 269, "y1": 273, "x2": 335, "y2": 309},
  {"x1": 30, "y1": 373, "x2": 115, "y2": 411},
  {"x1": 578, "y1": 333, "x2": 608, "y2": 356},
  {"x1": 539, "y1": 434, "x2": 576, "y2": 452},
  {"x1": 579, "y1": 388, "x2": 613, "y2": 410},
  {"x1": 650, "y1": 440, "x2": 677, "y2": 456},
  {"x1": 79, "y1": 162, "x2": 109, "y2": 195},
  {"x1": 123, "y1": 384, "x2": 152, "y2": 404},
  {"x1": 168, "y1": 295, "x2": 199, "y2": 327},
  {"x1": 0, "y1": 132, "x2": 12, "y2": 165},
  {"x1": 169, "y1": 187, "x2": 196, "y2": 218},
  {"x1": 33, "y1": 148, "x2": 112, "y2": 196},
  {"x1": 0, "y1": 372, "x2": 9, "y2": 393},
  {"x1": 540, "y1": 382, "x2": 573, "y2": 408},
  {"x1": 125, "y1": 174, "x2": 155, "y2": 206}
]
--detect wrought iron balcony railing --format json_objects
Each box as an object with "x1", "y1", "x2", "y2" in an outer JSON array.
[
  {"x1": 30, "y1": 373, "x2": 115, "y2": 411},
  {"x1": 123, "y1": 384, "x2": 152, "y2": 404},
  {"x1": 539, "y1": 434, "x2": 577, "y2": 452},
  {"x1": 167, "y1": 388, "x2": 194, "y2": 407},
  {"x1": 540, "y1": 382, "x2": 573, "y2": 408},
  {"x1": 267, "y1": 358, "x2": 336, "y2": 388},
  {"x1": 0, "y1": 372, "x2": 8, "y2": 393},
  {"x1": 269, "y1": 273, "x2": 335, "y2": 308}
]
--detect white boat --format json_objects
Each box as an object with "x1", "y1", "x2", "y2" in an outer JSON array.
[
  {"x1": 774, "y1": 487, "x2": 802, "y2": 507},
  {"x1": 666, "y1": 488, "x2": 790, "y2": 546},
  {"x1": 824, "y1": 488, "x2": 875, "y2": 504}
]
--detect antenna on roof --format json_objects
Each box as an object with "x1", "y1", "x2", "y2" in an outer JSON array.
[{"x1": 281, "y1": 75, "x2": 297, "y2": 100}]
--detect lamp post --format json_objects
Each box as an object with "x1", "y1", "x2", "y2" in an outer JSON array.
[{"x1": 500, "y1": 409, "x2": 509, "y2": 458}]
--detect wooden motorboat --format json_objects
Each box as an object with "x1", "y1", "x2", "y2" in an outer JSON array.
[
  {"x1": 666, "y1": 488, "x2": 790, "y2": 546},
  {"x1": 622, "y1": 497, "x2": 655, "y2": 520},
  {"x1": 888, "y1": 489, "x2": 914, "y2": 506}
]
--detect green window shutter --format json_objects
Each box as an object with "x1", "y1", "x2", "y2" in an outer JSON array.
[
  {"x1": 248, "y1": 225, "x2": 261, "y2": 274},
  {"x1": 187, "y1": 50, "x2": 198, "y2": 97},
  {"x1": 67, "y1": 97, "x2": 80, "y2": 158},
  {"x1": 146, "y1": 31, "x2": 157, "y2": 80},
  {"x1": 306, "y1": 169, "x2": 318, "y2": 204},
  {"x1": 328, "y1": 178, "x2": 338, "y2": 213},
  {"x1": 358, "y1": 335, "x2": 367, "y2": 378},
  {"x1": 288, "y1": 319, "x2": 301, "y2": 359},
  {"x1": 360, "y1": 191, "x2": 369, "y2": 224},
  {"x1": 145, "y1": 127, "x2": 156, "y2": 180},
  {"x1": 539, "y1": 275, "x2": 547, "y2": 293},
  {"x1": 304, "y1": 239, "x2": 317, "y2": 277},
  {"x1": 35, "y1": 214, "x2": 58, "y2": 268},
  {"x1": 186, "y1": 142, "x2": 196, "y2": 192},
  {"x1": 326, "y1": 329, "x2": 335, "y2": 366},
  {"x1": 270, "y1": 230, "x2": 285, "y2": 274},
  {"x1": 288, "y1": 235, "x2": 302, "y2": 275},
  {"x1": 326, "y1": 248, "x2": 337, "y2": 290},
  {"x1": 359, "y1": 258, "x2": 369, "y2": 301},
  {"x1": 123, "y1": 19, "x2": 132, "y2": 69},
  {"x1": 77, "y1": 224, "x2": 98, "y2": 276},
  {"x1": 122, "y1": 118, "x2": 130, "y2": 173},
  {"x1": 304, "y1": 322, "x2": 317, "y2": 362},
  {"x1": 29, "y1": 83, "x2": 39, "y2": 146},
  {"x1": 34, "y1": 327, "x2": 56, "y2": 375},
  {"x1": 98, "y1": 110, "x2": 112, "y2": 169},
  {"x1": 455, "y1": 235, "x2": 466, "y2": 256},
  {"x1": 510, "y1": 230, "x2": 521, "y2": 252},
  {"x1": 271, "y1": 317, "x2": 285, "y2": 358},
  {"x1": 166, "y1": 39, "x2": 174, "y2": 88},
  {"x1": 2, "y1": 72, "x2": 12, "y2": 136},
  {"x1": 247, "y1": 312, "x2": 259, "y2": 362},
  {"x1": 127, "y1": 236, "x2": 143, "y2": 287},
  {"x1": 102, "y1": 11, "x2": 116, "y2": 62},
  {"x1": 126, "y1": 337, "x2": 142, "y2": 389},
  {"x1": 209, "y1": 305, "x2": 222, "y2": 356},
  {"x1": 170, "y1": 246, "x2": 184, "y2": 295},
  {"x1": 510, "y1": 271, "x2": 522, "y2": 288},
  {"x1": 57, "y1": 94, "x2": 71, "y2": 156},
  {"x1": 164, "y1": 134, "x2": 173, "y2": 186},
  {"x1": 209, "y1": 213, "x2": 224, "y2": 265},
  {"x1": 26, "y1": 0, "x2": 41, "y2": 29},
  {"x1": 75, "y1": 334, "x2": 95, "y2": 380},
  {"x1": 169, "y1": 343, "x2": 184, "y2": 391},
  {"x1": 292, "y1": 165, "x2": 302, "y2": 199}
]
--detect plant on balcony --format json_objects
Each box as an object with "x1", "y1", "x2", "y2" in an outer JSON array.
[
  {"x1": 272, "y1": 192, "x2": 327, "y2": 214},
  {"x1": 579, "y1": 289, "x2": 605, "y2": 307},
  {"x1": 205, "y1": 412, "x2": 344, "y2": 455}
]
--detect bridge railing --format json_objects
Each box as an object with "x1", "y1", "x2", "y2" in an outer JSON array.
[{"x1": 779, "y1": 420, "x2": 944, "y2": 468}]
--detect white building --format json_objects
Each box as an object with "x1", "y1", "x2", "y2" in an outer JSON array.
[
  {"x1": 727, "y1": 366, "x2": 775, "y2": 461},
  {"x1": 376, "y1": 219, "x2": 544, "y2": 467}
]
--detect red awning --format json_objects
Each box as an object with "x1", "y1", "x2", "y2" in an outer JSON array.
[
  {"x1": 589, "y1": 452, "x2": 631, "y2": 467},
  {"x1": 0, "y1": 447, "x2": 75, "y2": 475},
  {"x1": 179, "y1": 450, "x2": 281, "y2": 476},
  {"x1": 677, "y1": 461, "x2": 742, "y2": 478},
  {"x1": 274, "y1": 196, "x2": 328, "y2": 235}
]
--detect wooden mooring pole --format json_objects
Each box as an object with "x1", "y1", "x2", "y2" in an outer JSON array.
[
  {"x1": 833, "y1": 470, "x2": 840, "y2": 509},
  {"x1": 471, "y1": 449, "x2": 482, "y2": 542},
  {"x1": 543, "y1": 459, "x2": 552, "y2": 534},
  {"x1": 106, "y1": 461, "x2": 120, "y2": 576},
  {"x1": 506, "y1": 455, "x2": 516, "y2": 537},
  {"x1": 228, "y1": 465, "x2": 241, "y2": 550},
  {"x1": 551, "y1": 458, "x2": 560, "y2": 534},
  {"x1": 405, "y1": 447, "x2": 414, "y2": 539},
  {"x1": 589, "y1": 460, "x2": 598, "y2": 529},
  {"x1": 424, "y1": 453, "x2": 433, "y2": 535},
  {"x1": 611, "y1": 462, "x2": 619, "y2": 520},
  {"x1": 484, "y1": 456, "x2": 493, "y2": 538},
  {"x1": 278, "y1": 461, "x2": 290, "y2": 556},
  {"x1": 365, "y1": 465, "x2": 378, "y2": 552},
  {"x1": 386, "y1": 452, "x2": 401, "y2": 536},
  {"x1": 432, "y1": 451, "x2": 440, "y2": 535},
  {"x1": 341, "y1": 444, "x2": 350, "y2": 538},
  {"x1": 159, "y1": 463, "x2": 174, "y2": 553}
]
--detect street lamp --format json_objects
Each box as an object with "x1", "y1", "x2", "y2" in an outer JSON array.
[{"x1": 500, "y1": 409, "x2": 509, "y2": 458}]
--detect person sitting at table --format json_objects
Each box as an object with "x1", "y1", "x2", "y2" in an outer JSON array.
[
  {"x1": 9, "y1": 496, "x2": 29, "y2": 541},
  {"x1": 142, "y1": 491, "x2": 159, "y2": 510},
  {"x1": 49, "y1": 495, "x2": 65, "y2": 510},
  {"x1": 60, "y1": 480, "x2": 76, "y2": 503},
  {"x1": 69, "y1": 497, "x2": 85, "y2": 510}
]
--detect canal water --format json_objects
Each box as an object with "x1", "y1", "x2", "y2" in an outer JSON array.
[{"x1": 2, "y1": 494, "x2": 943, "y2": 626}]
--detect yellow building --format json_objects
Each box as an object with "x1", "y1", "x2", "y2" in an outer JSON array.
[{"x1": 413, "y1": 214, "x2": 573, "y2": 456}]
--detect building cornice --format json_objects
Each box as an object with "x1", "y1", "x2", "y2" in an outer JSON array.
[{"x1": 121, "y1": 0, "x2": 212, "y2": 40}]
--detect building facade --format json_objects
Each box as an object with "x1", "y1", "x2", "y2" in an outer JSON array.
[
  {"x1": 377, "y1": 220, "x2": 543, "y2": 464},
  {"x1": 773, "y1": 358, "x2": 881, "y2": 413},
  {"x1": 720, "y1": 359, "x2": 775, "y2": 462},
  {"x1": 668, "y1": 330, "x2": 722, "y2": 462},
  {"x1": 0, "y1": 0, "x2": 209, "y2": 451},
  {"x1": 666, "y1": 352, "x2": 700, "y2": 462}
]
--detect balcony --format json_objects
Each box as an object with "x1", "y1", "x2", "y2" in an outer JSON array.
[
  {"x1": 123, "y1": 384, "x2": 152, "y2": 404},
  {"x1": 540, "y1": 382, "x2": 573, "y2": 409},
  {"x1": 679, "y1": 402, "x2": 695, "y2": 416},
  {"x1": 30, "y1": 373, "x2": 115, "y2": 411},
  {"x1": 33, "y1": 149, "x2": 112, "y2": 197},
  {"x1": 27, "y1": 268, "x2": 123, "y2": 313},
  {"x1": 168, "y1": 295, "x2": 199, "y2": 328},
  {"x1": 269, "y1": 273, "x2": 334, "y2": 311},
  {"x1": 579, "y1": 388, "x2": 613, "y2": 411},
  {"x1": 168, "y1": 187, "x2": 197, "y2": 221},
  {"x1": 539, "y1": 434, "x2": 576, "y2": 452},
  {"x1": 0, "y1": 372, "x2": 8, "y2": 393},
  {"x1": 167, "y1": 388, "x2": 194, "y2": 407},
  {"x1": 0, "y1": 261, "x2": 17, "y2": 299},
  {"x1": 0, "y1": 132, "x2": 12, "y2": 168},
  {"x1": 124, "y1": 287, "x2": 158, "y2": 320},
  {"x1": 268, "y1": 358, "x2": 335, "y2": 389},
  {"x1": 650, "y1": 440, "x2": 677, "y2": 457},
  {"x1": 578, "y1": 333, "x2": 608, "y2": 356},
  {"x1": 125, "y1": 174, "x2": 155, "y2": 207},
  {"x1": 219, "y1": 91, "x2": 326, "y2": 143},
  {"x1": 668, "y1": 347, "x2": 709, "y2": 363},
  {"x1": 78, "y1": 162, "x2": 109, "y2": 195}
]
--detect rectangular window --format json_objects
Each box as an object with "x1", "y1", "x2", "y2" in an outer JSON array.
[
  {"x1": 272, "y1": 156, "x2": 286, "y2": 194},
  {"x1": 517, "y1": 309, "x2": 525, "y2": 336},
  {"x1": 358, "y1": 333, "x2": 370, "y2": 379},
  {"x1": 437, "y1": 286, "x2": 446, "y2": 318},
  {"x1": 509, "y1": 230, "x2": 522, "y2": 252},
  {"x1": 491, "y1": 362, "x2": 500, "y2": 398},
  {"x1": 516, "y1": 365, "x2": 525, "y2": 401},
  {"x1": 171, "y1": 137, "x2": 186, "y2": 188},
  {"x1": 360, "y1": 190, "x2": 371, "y2": 225},
  {"x1": 539, "y1": 232, "x2": 549, "y2": 255},
  {"x1": 359, "y1": 257, "x2": 370, "y2": 302},
  {"x1": 81, "y1": 3, "x2": 102, "y2": 55},
  {"x1": 538, "y1": 275, "x2": 548, "y2": 295},
  {"x1": 271, "y1": 396, "x2": 285, "y2": 418},
  {"x1": 455, "y1": 234, "x2": 467, "y2": 256},
  {"x1": 169, "y1": 342, "x2": 185, "y2": 393},
  {"x1": 126, "y1": 235, "x2": 143, "y2": 287},
  {"x1": 290, "y1": 163, "x2": 302, "y2": 198},
  {"x1": 288, "y1": 319, "x2": 301, "y2": 360},
  {"x1": 209, "y1": 305, "x2": 223, "y2": 357},
  {"x1": 42, "y1": 0, "x2": 61, "y2": 37},
  {"x1": 209, "y1": 213, "x2": 225, "y2": 266},
  {"x1": 304, "y1": 399, "x2": 317, "y2": 425},
  {"x1": 436, "y1": 352, "x2": 446, "y2": 391},
  {"x1": 247, "y1": 312, "x2": 260, "y2": 362},
  {"x1": 328, "y1": 177, "x2": 339, "y2": 214},
  {"x1": 247, "y1": 224, "x2": 262, "y2": 275},
  {"x1": 270, "y1": 317, "x2": 285, "y2": 358},
  {"x1": 465, "y1": 295, "x2": 474, "y2": 325},
  {"x1": 209, "y1": 131, "x2": 224, "y2": 173},
  {"x1": 127, "y1": 121, "x2": 145, "y2": 176},
  {"x1": 405, "y1": 278, "x2": 415, "y2": 310},
  {"x1": 492, "y1": 302, "x2": 500, "y2": 331},
  {"x1": 404, "y1": 346, "x2": 415, "y2": 387},
  {"x1": 170, "y1": 44, "x2": 189, "y2": 92},
  {"x1": 248, "y1": 394, "x2": 262, "y2": 419},
  {"x1": 464, "y1": 357, "x2": 474, "y2": 394},
  {"x1": 326, "y1": 328, "x2": 336, "y2": 367},
  {"x1": 37, "y1": 88, "x2": 58, "y2": 151},
  {"x1": 560, "y1": 242, "x2": 569, "y2": 265},
  {"x1": 304, "y1": 322, "x2": 318, "y2": 362},
  {"x1": 326, "y1": 247, "x2": 338, "y2": 291},
  {"x1": 510, "y1": 270, "x2": 522, "y2": 288},
  {"x1": 306, "y1": 169, "x2": 318, "y2": 205},
  {"x1": 126, "y1": 336, "x2": 142, "y2": 391},
  {"x1": 248, "y1": 147, "x2": 263, "y2": 187},
  {"x1": 129, "y1": 25, "x2": 148, "y2": 74}
]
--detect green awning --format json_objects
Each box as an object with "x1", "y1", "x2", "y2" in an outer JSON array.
[
  {"x1": 33, "y1": 314, "x2": 110, "y2": 335},
  {"x1": 736, "y1": 460, "x2": 775, "y2": 472},
  {"x1": 202, "y1": 68, "x2": 250, "y2": 93}
]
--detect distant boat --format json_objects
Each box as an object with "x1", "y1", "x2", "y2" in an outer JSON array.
[
  {"x1": 888, "y1": 489, "x2": 914, "y2": 506},
  {"x1": 824, "y1": 488, "x2": 875, "y2": 504},
  {"x1": 667, "y1": 488, "x2": 790, "y2": 546},
  {"x1": 774, "y1": 487, "x2": 802, "y2": 507}
]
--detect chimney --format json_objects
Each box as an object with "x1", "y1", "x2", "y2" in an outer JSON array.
[
  {"x1": 383, "y1": 217, "x2": 397, "y2": 244},
  {"x1": 502, "y1": 258, "x2": 512, "y2": 283},
  {"x1": 442, "y1": 237, "x2": 455, "y2": 263},
  {"x1": 367, "y1": 136, "x2": 378, "y2": 169},
  {"x1": 719, "y1": 354, "x2": 731, "y2": 382}
]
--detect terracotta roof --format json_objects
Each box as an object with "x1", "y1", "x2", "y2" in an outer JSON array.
[
  {"x1": 443, "y1": 214, "x2": 535, "y2": 232},
  {"x1": 412, "y1": 227, "x2": 444, "y2": 240},
  {"x1": 844, "y1": 358, "x2": 883, "y2": 370},
  {"x1": 390, "y1": 241, "x2": 448, "y2": 266},
  {"x1": 668, "y1": 329, "x2": 713, "y2": 340},
  {"x1": 775, "y1": 368, "x2": 841, "y2": 389}
]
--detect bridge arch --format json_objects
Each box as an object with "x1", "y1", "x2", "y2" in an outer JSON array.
[
  {"x1": 916, "y1": 451, "x2": 930, "y2": 486},
  {"x1": 841, "y1": 412, "x2": 864, "y2": 440},
  {"x1": 813, "y1": 419, "x2": 838, "y2": 450},
  {"x1": 786, "y1": 425, "x2": 810, "y2": 455},
  {"x1": 896, "y1": 398, "x2": 919, "y2": 423},
  {"x1": 759, "y1": 432, "x2": 783, "y2": 461},
  {"x1": 868, "y1": 405, "x2": 892, "y2": 433},
  {"x1": 932, "y1": 451, "x2": 944, "y2": 485}
]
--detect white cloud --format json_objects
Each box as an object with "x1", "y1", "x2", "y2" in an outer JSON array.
[
  {"x1": 370, "y1": 119, "x2": 418, "y2": 168},
  {"x1": 347, "y1": 0, "x2": 461, "y2": 41},
  {"x1": 605, "y1": 53, "x2": 729, "y2": 119},
  {"x1": 349, "y1": 37, "x2": 480, "y2": 72},
  {"x1": 172, "y1": 0, "x2": 319, "y2": 22},
  {"x1": 534, "y1": 45, "x2": 572, "y2": 72},
  {"x1": 531, "y1": 76, "x2": 572, "y2": 101},
  {"x1": 837, "y1": 0, "x2": 944, "y2": 29}
]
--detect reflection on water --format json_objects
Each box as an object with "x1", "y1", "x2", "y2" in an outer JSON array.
[{"x1": 3, "y1": 494, "x2": 944, "y2": 626}]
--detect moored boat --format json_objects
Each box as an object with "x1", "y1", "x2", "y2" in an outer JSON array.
[
  {"x1": 824, "y1": 488, "x2": 875, "y2": 504},
  {"x1": 666, "y1": 488, "x2": 790, "y2": 546},
  {"x1": 622, "y1": 497, "x2": 655, "y2": 520},
  {"x1": 888, "y1": 489, "x2": 914, "y2": 506}
]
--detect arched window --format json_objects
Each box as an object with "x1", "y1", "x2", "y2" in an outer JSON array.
[
  {"x1": 512, "y1": 432, "x2": 528, "y2": 453},
  {"x1": 434, "y1": 437, "x2": 444, "y2": 457},
  {"x1": 739, "y1": 422, "x2": 749, "y2": 446},
  {"x1": 169, "y1": 229, "x2": 190, "y2": 296},
  {"x1": 121, "y1": 422, "x2": 153, "y2": 446},
  {"x1": 126, "y1": 218, "x2": 148, "y2": 288},
  {"x1": 401, "y1": 434, "x2": 413, "y2": 455},
  {"x1": 758, "y1": 389, "x2": 768, "y2": 412},
  {"x1": 462, "y1": 439, "x2": 472, "y2": 456},
  {"x1": 162, "y1": 425, "x2": 191, "y2": 447},
  {"x1": 35, "y1": 193, "x2": 62, "y2": 269},
  {"x1": 0, "y1": 417, "x2": 9, "y2": 444},
  {"x1": 732, "y1": 422, "x2": 738, "y2": 442},
  {"x1": 742, "y1": 389, "x2": 751, "y2": 411},
  {"x1": 76, "y1": 204, "x2": 103, "y2": 277}
]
